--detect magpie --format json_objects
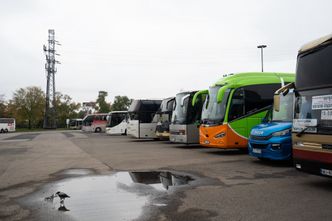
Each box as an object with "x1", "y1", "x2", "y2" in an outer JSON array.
[{"x1": 55, "y1": 191, "x2": 70, "y2": 200}]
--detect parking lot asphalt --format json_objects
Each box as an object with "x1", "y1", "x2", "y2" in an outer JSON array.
[{"x1": 1, "y1": 131, "x2": 332, "y2": 221}]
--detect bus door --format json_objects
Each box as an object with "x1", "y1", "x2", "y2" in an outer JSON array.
[{"x1": 227, "y1": 88, "x2": 248, "y2": 147}]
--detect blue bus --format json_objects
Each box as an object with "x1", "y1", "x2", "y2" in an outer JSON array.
[{"x1": 249, "y1": 88, "x2": 294, "y2": 160}]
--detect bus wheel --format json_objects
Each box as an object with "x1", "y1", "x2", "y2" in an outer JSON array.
[
  {"x1": 4, "y1": 129, "x2": 8, "y2": 133},
  {"x1": 0, "y1": 129, "x2": 3, "y2": 133},
  {"x1": 122, "y1": 130, "x2": 127, "y2": 136},
  {"x1": 95, "y1": 127, "x2": 102, "y2": 133}
]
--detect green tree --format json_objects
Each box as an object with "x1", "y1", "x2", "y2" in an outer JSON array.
[
  {"x1": 96, "y1": 91, "x2": 110, "y2": 113},
  {"x1": 0, "y1": 94, "x2": 7, "y2": 117},
  {"x1": 54, "y1": 92, "x2": 81, "y2": 128},
  {"x1": 111, "y1": 96, "x2": 132, "y2": 111},
  {"x1": 10, "y1": 86, "x2": 45, "y2": 129}
]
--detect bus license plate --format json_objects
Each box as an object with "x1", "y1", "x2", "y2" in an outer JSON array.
[
  {"x1": 320, "y1": 168, "x2": 332, "y2": 177},
  {"x1": 253, "y1": 148, "x2": 262, "y2": 154}
]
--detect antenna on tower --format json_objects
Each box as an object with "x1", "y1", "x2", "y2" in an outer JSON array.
[{"x1": 43, "y1": 29, "x2": 60, "y2": 129}]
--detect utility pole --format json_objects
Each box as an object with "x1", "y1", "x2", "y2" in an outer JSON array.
[
  {"x1": 257, "y1": 45, "x2": 267, "y2": 72},
  {"x1": 43, "y1": 29, "x2": 61, "y2": 129}
]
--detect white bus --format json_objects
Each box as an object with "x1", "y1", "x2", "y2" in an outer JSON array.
[
  {"x1": 169, "y1": 91, "x2": 204, "y2": 144},
  {"x1": 127, "y1": 99, "x2": 162, "y2": 139},
  {"x1": 69, "y1": 118, "x2": 83, "y2": 130},
  {"x1": 0, "y1": 118, "x2": 16, "y2": 133},
  {"x1": 81, "y1": 113, "x2": 108, "y2": 133},
  {"x1": 154, "y1": 97, "x2": 175, "y2": 140},
  {"x1": 106, "y1": 111, "x2": 128, "y2": 135}
]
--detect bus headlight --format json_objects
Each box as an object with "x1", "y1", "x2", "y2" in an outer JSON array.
[
  {"x1": 215, "y1": 132, "x2": 226, "y2": 139},
  {"x1": 272, "y1": 129, "x2": 291, "y2": 137},
  {"x1": 294, "y1": 141, "x2": 304, "y2": 146}
]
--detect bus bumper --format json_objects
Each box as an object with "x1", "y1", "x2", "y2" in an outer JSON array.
[
  {"x1": 294, "y1": 147, "x2": 332, "y2": 177},
  {"x1": 248, "y1": 136, "x2": 292, "y2": 160}
]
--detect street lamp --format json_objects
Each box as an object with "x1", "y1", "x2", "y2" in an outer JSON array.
[{"x1": 257, "y1": 45, "x2": 267, "y2": 72}]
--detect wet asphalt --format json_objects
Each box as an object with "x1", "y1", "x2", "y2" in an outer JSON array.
[{"x1": 0, "y1": 131, "x2": 332, "y2": 221}]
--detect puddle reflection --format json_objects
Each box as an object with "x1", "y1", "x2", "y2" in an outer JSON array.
[
  {"x1": 130, "y1": 171, "x2": 193, "y2": 190},
  {"x1": 21, "y1": 170, "x2": 194, "y2": 221}
]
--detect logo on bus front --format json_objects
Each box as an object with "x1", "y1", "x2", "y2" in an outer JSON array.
[{"x1": 251, "y1": 129, "x2": 264, "y2": 135}]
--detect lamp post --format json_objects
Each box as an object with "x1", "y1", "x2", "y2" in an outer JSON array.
[{"x1": 257, "y1": 45, "x2": 267, "y2": 72}]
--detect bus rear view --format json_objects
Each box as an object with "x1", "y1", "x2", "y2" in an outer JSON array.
[{"x1": 292, "y1": 34, "x2": 332, "y2": 177}]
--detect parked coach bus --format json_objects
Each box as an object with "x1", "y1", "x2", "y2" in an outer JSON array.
[
  {"x1": 69, "y1": 118, "x2": 83, "y2": 130},
  {"x1": 0, "y1": 118, "x2": 16, "y2": 133},
  {"x1": 249, "y1": 88, "x2": 294, "y2": 161},
  {"x1": 82, "y1": 113, "x2": 108, "y2": 133},
  {"x1": 169, "y1": 91, "x2": 205, "y2": 144},
  {"x1": 154, "y1": 97, "x2": 175, "y2": 140},
  {"x1": 194, "y1": 72, "x2": 295, "y2": 149},
  {"x1": 280, "y1": 34, "x2": 332, "y2": 177},
  {"x1": 127, "y1": 99, "x2": 162, "y2": 139},
  {"x1": 106, "y1": 111, "x2": 128, "y2": 135}
]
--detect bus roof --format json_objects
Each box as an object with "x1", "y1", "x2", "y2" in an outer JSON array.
[
  {"x1": 299, "y1": 33, "x2": 332, "y2": 54},
  {"x1": 175, "y1": 91, "x2": 198, "y2": 96},
  {"x1": 192, "y1": 72, "x2": 294, "y2": 106},
  {"x1": 212, "y1": 72, "x2": 295, "y2": 88},
  {"x1": 85, "y1": 113, "x2": 108, "y2": 116},
  {"x1": 128, "y1": 99, "x2": 162, "y2": 112},
  {"x1": 109, "y1": 111, "x2": 128, "y2": 114}
]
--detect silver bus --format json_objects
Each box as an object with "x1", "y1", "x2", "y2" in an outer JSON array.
[{"x1": 169, "y1": 91, "x2": 204, "y2": 144}]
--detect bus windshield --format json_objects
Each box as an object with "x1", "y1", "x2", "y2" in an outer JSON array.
[
  {"x1": 107, "y1": 113, "x2": 127, "y2": 127},
  {"x1": 172, "y1": 93, "x2": 189, "y2": 124},
  {"x1": 294, "y1": 41, "x2": 332, "y2": 135},
  {"x1": 201, "y1": 86, "x2": 230, "y2": 125},
  {"x1": 296, "y1": 43, "x2": 332, "y2": 90},
  {"x1": 294, "y1": 88, "x2": 332, "y2": 135},
  {"x1": 272, "y1": 92, "x2": 294, "y2": 122},
  {"x1": 82, "y1": 115, "x2": 94, "y2": 126}
]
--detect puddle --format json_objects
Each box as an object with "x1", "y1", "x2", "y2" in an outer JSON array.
[
  {"x1": 0, "y1": 147, "x2": 27, "y2": 155},
  {"x1": 57, "y1": 168, "x2": 94, "y2": 176},
  {"x1": 62, "y1": 132, "x2": 74, "y2": 138},
  {"x1": 5, "y1": 133, "x2": 40, "y2": 140},
  {"x1": 20, "y1": 170, "x2": 195, "y2": 221}
]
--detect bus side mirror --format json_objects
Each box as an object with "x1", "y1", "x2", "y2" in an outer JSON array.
[
  {"x1": 282, "y1": 88, "x2": 289, "y2": 96},
  {"x1": 217, "y1": 87, "x2": 227, "y2": 103},
  {"x1": 274, "y1": 95, "x2": 280, "y2": 112},
  {"x1": 180, "y1": 94, "x2": 190, "y2": 107}
]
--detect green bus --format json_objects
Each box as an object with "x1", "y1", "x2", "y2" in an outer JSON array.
[{"x1": 193, "y1": 72, "x2": 295, "y2": 149}]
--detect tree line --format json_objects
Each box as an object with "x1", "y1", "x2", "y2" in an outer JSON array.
[{"x1": 0, "y1": 87, "x2": 131, "y2": 129}]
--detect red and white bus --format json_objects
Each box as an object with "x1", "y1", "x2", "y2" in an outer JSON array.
[
  {"x1": 0, "y1": 118, "x2": 16, "y2": 133},
  {"x1": 81, "y1": 113, "x2": 108, "y2": 133}
]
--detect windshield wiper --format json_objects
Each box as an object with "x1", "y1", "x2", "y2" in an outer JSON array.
[{"x1": 296, "y1": 125, "x2": 318, "y2": 137}]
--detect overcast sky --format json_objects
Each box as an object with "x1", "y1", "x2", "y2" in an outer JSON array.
[{"x1": 0, "y1": 0, "x2": 331, "y2": 103}]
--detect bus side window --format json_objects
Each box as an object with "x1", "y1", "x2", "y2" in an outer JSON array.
[
  {"x1": 244, "y1": 84, "x2": 280, "y2": 114},
  {"x1": 228, "y1": 88, "x2": 245, "y2": 121}
]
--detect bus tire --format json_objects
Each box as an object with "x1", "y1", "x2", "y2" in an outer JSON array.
[
  {"x1": 4, "y1": 129, "x2": 8, "y2": 133},
  {"x1": 122, "y1": 130, "x2": 127, "y2": 136},
  {"x1": 95, "y1": 127, "x2": 102, "y2": 133},
  {"x1": 0, "y1": 129, "x2": 3, "y2": 133}
]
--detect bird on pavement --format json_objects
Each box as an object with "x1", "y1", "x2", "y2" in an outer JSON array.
[{"x1": 55, "y1": 191, "x2": 70, "y2": 201}]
